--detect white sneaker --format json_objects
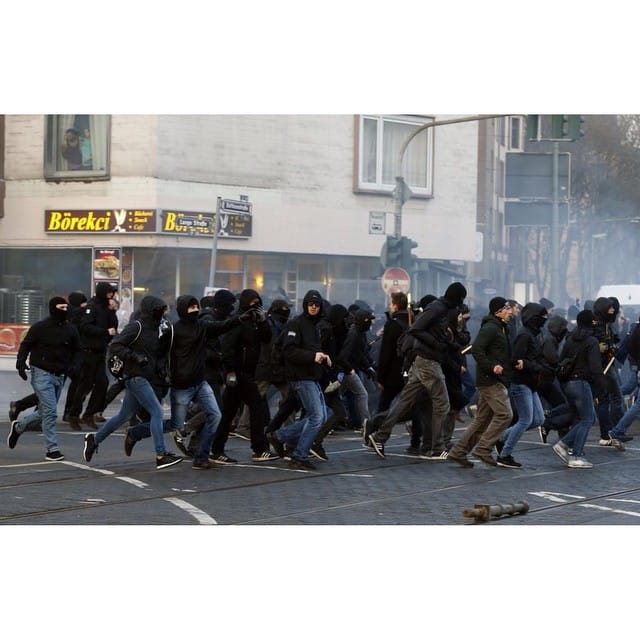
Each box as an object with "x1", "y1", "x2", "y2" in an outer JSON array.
[
  {"x1": 567, "y1": 456, "x2": 593, "y2": 469},
  {"x1": 552, "y1": 441, "x2": 570, "y2": 463}
]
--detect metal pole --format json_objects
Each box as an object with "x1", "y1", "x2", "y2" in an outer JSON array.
[
  {"x1": 550, "y1": 142, "x2": 560, "y2": 306},
  {"x1": 393, "y1": 114, "x2": 505, "y2": 239},
  {"x1": 207, "y1": 198, "x2": 220, "y2": 289}
]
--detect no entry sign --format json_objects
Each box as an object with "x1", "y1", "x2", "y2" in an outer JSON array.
[{"x1": 381, "y1": 267, "x2": 410, "y2": 294}]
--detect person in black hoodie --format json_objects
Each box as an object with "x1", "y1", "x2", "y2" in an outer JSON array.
[
  {"x1": 8, "y1": 296, "x2": 82, "y2": 461},
  {"x1": 551, "y1": 310, "x2": 605, "y2": 468},
  {"x1": 494, "y1": 302, "x2": 548, "y2": 468},
  {"x1": 82, "y1": 295, "x2": 183, "y2": 470},
  {"x1": 209, "y1": 288, "x2": 278, "y2": 463},
  {"x1": 367, "y1": 282, "x2": 467, "y2": 460},
  {"x1": 592, "y1": 296, "x2": 626, "y2": 445},
  {"x1": 267, "y1": 289, "x2": 332, "y2": 470},
  {"x1": 173, "y1": 290, "x2": 237, "y2": 456},
  {"x1": 66, "y1": 282, "x2": 118, "y2": 429},
  {"x1": 123, "y1": 294, "x2": 243, "y2": 469}
]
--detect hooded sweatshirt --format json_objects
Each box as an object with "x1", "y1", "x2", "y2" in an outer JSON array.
[
  {"x1": 16, "y1": 297, "x2": 82, "y2": 376},
  {"x1": 169, "y1": 294, "x2": 239, "y2": 389}
]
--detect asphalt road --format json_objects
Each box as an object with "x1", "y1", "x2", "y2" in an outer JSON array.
[{"x1": 2, "y1": 369, "x2": 640, "y2": 526}]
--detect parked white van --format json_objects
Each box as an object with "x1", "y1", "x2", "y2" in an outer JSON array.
[{"x1": 596, "y1": 284, "x2": 640, "y2": 307}]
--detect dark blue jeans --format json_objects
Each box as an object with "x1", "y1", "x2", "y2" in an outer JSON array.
[{"x1": 561, "y1": 380, "x2": 596, "y2": 457}]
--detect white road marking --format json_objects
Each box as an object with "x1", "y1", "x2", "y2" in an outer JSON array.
[
  {"x1": 163, "y1": 497, "x2": 217, "y2": 524},
  {"x1": 529, "y1": 491, "x2": 585, "y2": 503},
  {"x1": 580, "y1": 504, "x2": 640, "y2": 518},
  {"x1": 62, "y1": 461, "x2": 115, "y2": 475},
  {"x1": 117, "y1": 476, "x2": 149, "y2": 488}
]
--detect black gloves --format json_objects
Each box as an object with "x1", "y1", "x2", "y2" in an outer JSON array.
[{"x1": 17, "y1": 365, "x2": 29, "y2": 381}]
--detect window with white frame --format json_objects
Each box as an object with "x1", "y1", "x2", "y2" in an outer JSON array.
[
  {"x1": 357, "y1": 115, "x2": 434, "y2": 197},
  {"x1": 44, "y1": 114, "x2": 111, "y2": 180},
  {"x1": 509, "y1": 116, "x2": 524, "y2": 150}
]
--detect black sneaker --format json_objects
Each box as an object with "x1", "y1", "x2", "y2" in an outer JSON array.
[
  {"x1": 8, "y1": 401, "x2": 19, "y2": 422},
  {"x1": 497, "y1": 454, "x2": 522, "y2": 469},
  {"x1": 309, "y1": 443, "x2": 329, "y2": 461},
  {"x1": 494, "y1": 439, "x2": 504, "y2": 456},
  {"x1": 473, "y1": 450, "x2": 498, "y2": 466},
  {"x1": 192, "y1": 460, "x2": 214, "y2": 470},
  {"x1": 251, "y1": 451, "x2": 279, "y2": 462},
  {"x1": 172, "y1": 430, "x2": 190, "y2": 457},
  {"x1": 267, "y1": 432, "x2": 285, "y2": 458},
  {"x1": 368, "y1": 434, "x2": 385, "y2": 459},
  {"x1": 288, "y1": 457, "x2": 316, "y2": 471},
  {"x1": 7, "y1": 420, "x2": 21, "y2": 449},
  {"x1": 45, "y1": 450, "x2": 65, "y2": 461},
  {"x1": 405, "y1": 446, "x2": 420, "y2": 456},
  {"x1": 538, "y1": 425, "x2": 549, "y2": 444},
  {"x1": 210, "y1": 453, "x2": 237, "y2": 465},
  {"x1": 83, "y1": 433, "x2": 98, "y2": 462},
  {"x1": 124, "y1": 430, "x2": 137, "y2": 457},
  {"x1": 156, "y1": 452, "x2": 183, "y2": 469}
]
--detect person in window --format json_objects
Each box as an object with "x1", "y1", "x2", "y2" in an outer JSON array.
[
  {"x1": 80, "y1": 128, "x2": 93, "y2": 169},
  {"x1": 61, "y1": 127, "x2": 82, "y2": 170}
]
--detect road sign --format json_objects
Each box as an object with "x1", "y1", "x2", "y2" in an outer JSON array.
[
  {"x1": 369, "y1": 211, "x2": 386, "y2": 234},
  {"x1": 505, "y1": 152, "x2": 570, "y2": 199},
  {"x1": 381, "y1": 267, "x2": 411, "y2": 294},
  {"x1": 504, "y1": 201, "x2": 569, "y2": 226}
]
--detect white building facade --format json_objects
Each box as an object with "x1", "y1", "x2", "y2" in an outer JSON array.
[{"x1": 0, "y1": 114, "x2": 491, "y2": 354}]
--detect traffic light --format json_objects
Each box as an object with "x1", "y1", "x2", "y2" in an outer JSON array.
[
  {"x1": 381, "y1": 235, "x2": 402, "y2": 269},
  {"x1": 526, "y1": 115, "x2": 540, "y2": 140},
  {"x1": 567, "y1": 115, "x2": 585, "y2": 139},
  {"x1": 400, "y1": 236, "x2": 418, "y2": 272},
  {"x1": 551, "y1": 115, "x2": 568, "y2": 139}
]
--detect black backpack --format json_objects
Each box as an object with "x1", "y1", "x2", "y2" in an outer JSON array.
[{"x1": 107, "y1": 321, "x2": 142, "y2": 379}]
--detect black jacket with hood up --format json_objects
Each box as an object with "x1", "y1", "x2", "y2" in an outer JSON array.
[{"x1": 170, "y1": 294, "x2": 239, "y2": 389}]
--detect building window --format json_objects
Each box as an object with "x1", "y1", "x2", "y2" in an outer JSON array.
[
  {"x1": 509, "y1": 116, "x2": 523, "y2": 150},
  {"x1": 44, "y1": 114, "x2": 111, "y2": 180},
  {"x1": 357, "y1": 115, "x2": 434, "y2": 197}
]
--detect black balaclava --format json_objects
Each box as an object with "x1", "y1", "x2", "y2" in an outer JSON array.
[
  {"x1": 303, "y1": 290, "x2": 323, "y2": 318},
  {"x1": 96, "y1": 281, "x2": 115, "y2": 302},
  {"x1": 49, "y1": 296, "x2": 68, "y2": 323},
  {"x1": 176, "y1": 295, "x2": 199, "y2": 323},
  {"x1": 443, "y1": 282, "x2": 467, "y2": 309},
  {"x1": 593, "y1": 297, "x2": 614, "y2": 323},
  {"x1": 354, "y1": 309, "x2": 375, "y2": 332},
  {"x1": 269, "y1": 300, "x2": 290, "y2": 324},
  {"x1": 68, "y1": 291, "x2": 87, "y2": 308},
  {"x1": 521, "y1": 302, "x2": 548, "y2": 334},
  {"x1": 212, "y1": 289, "x2": 237, "y2": 317}
]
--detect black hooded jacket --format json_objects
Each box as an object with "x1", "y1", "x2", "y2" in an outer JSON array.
[
  {"x1": 220, "y1": 288, "x2": 271, "y2": 376},
  {"x1": 107, "y1": 295, "x2": 171, "y2": 387},
  {"x1": 409, "y1": 283, "x2": 466, "y2": 363},
  {"x1": 16, "y1": 298, "x2": 82, "y2": 377},
  {"x1": 169, "y1": 294, "x2": 239, "y2": 389},
  {"x1": 281, "y1": 289, "x2": 327, "y2": 382},
  {"x1": 558, "y1": 325, "x2": 605, "y2": 398},
  {"x1": 511, "y1": 302, "x2": 549, "y2": 390},
  {"x1": 79, "y1": 282, "x2": 117, "y2": 352}
]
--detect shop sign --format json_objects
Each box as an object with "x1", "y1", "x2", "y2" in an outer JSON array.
[
  {"x1": 45, "y1": 209, "x2": 156, "y2": 233},
  {"x1": 161, "y1": 210, "x2": 216, "y2": 235},
  {"x1": 161, "y1": 209, "x2": 252, "y2": 238}
]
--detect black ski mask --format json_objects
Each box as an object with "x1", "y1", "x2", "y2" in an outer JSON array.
[{"x1": 49, "y1": 296, "x2": 68, "y2": 322}]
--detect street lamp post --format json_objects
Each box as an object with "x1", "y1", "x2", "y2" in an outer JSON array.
[{"x1": 207, "y1": 197, "x2": 221, "y2": 289}]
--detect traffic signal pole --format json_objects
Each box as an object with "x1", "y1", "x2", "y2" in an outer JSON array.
[{"x1": 393, "y1": 114, "x2": 505, "y2": 239}]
